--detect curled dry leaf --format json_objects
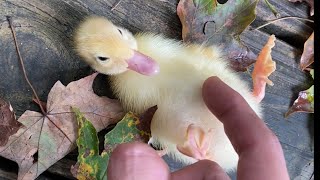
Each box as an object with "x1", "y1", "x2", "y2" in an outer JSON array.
[
  {"x1": 177, "y1": 0, "x2": 258, "y2": 71},
  {"x1": 300, "y1": 32, "x2": 314, "y2": 70},
  {"x1": 0, "y1": 99, "x2": 22, "y2": 146},
  {"x1": 286, "y1": 70, "x2": 314, "y2": 117},
  {"x1": 252, "y1": 34, "x2": 277, "y2": 102},
  {"x1": 71, "y1": 106, "x2": 157, "y2": 180},
  {"x1": 0, "y1": 73, "x2": 124, "y2": 180},
  {"x1": 288, "y1": 0, "x2": 314, "y2": 16}
]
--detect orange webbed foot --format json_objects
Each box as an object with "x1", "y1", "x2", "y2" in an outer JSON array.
[
  {"x1": 252, "y1": 35, "x2": 277, "y2": 103},
  {"x1": 177, "y1": 124, "x2": 213, "y2": 160}
]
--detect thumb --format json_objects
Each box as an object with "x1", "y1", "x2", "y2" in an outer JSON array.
[{"x1": 107, "y1": 142, "x2": 170, "y2": 180}]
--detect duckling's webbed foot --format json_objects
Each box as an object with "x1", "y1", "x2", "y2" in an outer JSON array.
[
  {"x1": 177, "y1": 124, "x2": 213, "y2": 160},
  {"x1": 251, "y1": 35, "x2": 276, "y2": 103},
  {"x1": 251, "y1": 64, "x2": 275, "y2": 103}
]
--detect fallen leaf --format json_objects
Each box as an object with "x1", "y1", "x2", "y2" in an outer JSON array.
[
  {"x1": 310, "y1": 69, "x2": 314, "y2": 79},
  {"x1": 135, "y1": 105, "x2": 157, "y2": 142},
  {"x1": 71, "y1": 106, "x2": 157, "y2": 180},
  {"x1": 104, "y1": 105, "x2": 157, "y2": 147},
  {"x1": 0, "y1": 99, "x2": 22, "y2": 146},
  {"x1": 177, "y1": 0, "x2": 258, "y2": 71},
  {"x1": 0, "y1": 73, "x2": 124, "y2": 180},
  {"x1": 288, "y1": 0, "x2": 314, "y2": 16},
  {"x1": 70, "y1": 107, "x2": 109, "y2": 180},
  {"x1": 32, "y1": 97, "x2": 47, "y2": 112},
  {"x1": 252, "y1": 34, "x2": 277, "y2": 102},
  {"x1": 286, "y1": 69, "x2": 314, "y2": 117},
  {"x1": 197, "y1": 0, "x2": 218, "y2": 14},
  {"x1": 300, "y1": 32, "x2": 314, "y2": 70}
]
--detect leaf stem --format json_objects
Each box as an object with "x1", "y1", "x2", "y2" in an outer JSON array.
[
  {"x1": 252, "y1": 16, "x2": 314, "y2": 31},
  {"x1": 6, "y1": 16, "x2": 46, "y2": 115},
  {"x1": 264, "y1": 0, "x2": 279, "y2": 17}
]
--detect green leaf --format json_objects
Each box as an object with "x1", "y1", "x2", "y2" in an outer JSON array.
[
  {"x1": 71, "y1": 107, "x2": 109, "y2": 180},
  {"x1": 104, "y1": 105, "x2": 157, "y2": 154},
  {"x1": 177, "y1": 0, "x2": 259, "y2": 71},
  {"x1": 71, "y1": 106, "x2": 157, "y2": 180}
]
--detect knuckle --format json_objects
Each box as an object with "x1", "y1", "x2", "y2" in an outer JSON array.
[
  {"x1": 200, "y1": 159, "x2": 223, "y2": 171},
  {"x1": 200, "y1": 160, "x2": 230, "y2": 180}
]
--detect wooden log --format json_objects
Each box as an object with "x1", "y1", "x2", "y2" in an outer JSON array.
[{"x1": 0, "y1": 0, "x2": 313, "y2": 179}]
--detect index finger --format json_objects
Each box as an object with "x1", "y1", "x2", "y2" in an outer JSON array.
[
  {"x1": 202, "y1": 76, "x2": 270, "y2": 152},
  {"x1": 202, "y1": 76, "x2": 289, "y2": 179}
]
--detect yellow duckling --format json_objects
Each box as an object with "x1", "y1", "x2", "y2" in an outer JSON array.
[{"x1": 74, "y1": 16, "x2": 263, "y2": 171}]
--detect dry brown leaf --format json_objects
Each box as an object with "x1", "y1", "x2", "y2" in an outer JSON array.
[
  {"x1": 252, "y1": 34, "x2": 277, "y2": 102},
  {"x1": 0, "y1": 99, "x2": 22, "y2": 146},
  {"x1": 288, "y1": 0, "x2": 314, "y2": 16},
  {"x1": 0, "y1": 73, "x2": 124, "y2": 180},
  {"x1": 300, "y1": 32, "x2": 314, "y2": 70},
  {"x1": 285, "y1": 85, "x2": 314, "y2": 117}
]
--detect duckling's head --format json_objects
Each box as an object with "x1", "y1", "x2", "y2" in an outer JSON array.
[{"x1": 74, "y1": 16, "x2": 159, "y2": 76}]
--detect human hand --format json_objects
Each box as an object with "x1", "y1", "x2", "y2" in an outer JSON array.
[{"x1": 107, "y1": 76, "x2": 289, "y2": 180}]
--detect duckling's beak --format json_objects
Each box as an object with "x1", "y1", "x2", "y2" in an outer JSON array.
[{"x1": 126, "y1": 50, "x2": 160, "y2": 76}]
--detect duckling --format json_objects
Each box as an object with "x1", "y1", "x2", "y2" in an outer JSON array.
[{"x1": 74, "y1": 16, "x2": 263, "y2": 171}]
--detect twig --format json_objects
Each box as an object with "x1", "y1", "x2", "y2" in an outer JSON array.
[
  {"x1": 111, "y1": 0, "x2": 122, "y2": 11},
  {"x1": 6, "y1": 16, "x2": 46, "y2": 115},
  {"x1": 7, "y1": 17, "x2": 75, "y2": 177},
  {"x1": 252, "y1": 16, "x2": 314, "y2": 31},
  {"x1": 32, "y1": 97, "x2": 47, "y2": 112}
]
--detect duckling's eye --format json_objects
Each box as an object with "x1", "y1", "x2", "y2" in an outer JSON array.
[
  {"x1": 118, "y1": 29, "x2": 123, "y2": 36},
  {"x1": 97, "y1": 56, "x2": 109, "y2": 61}
]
